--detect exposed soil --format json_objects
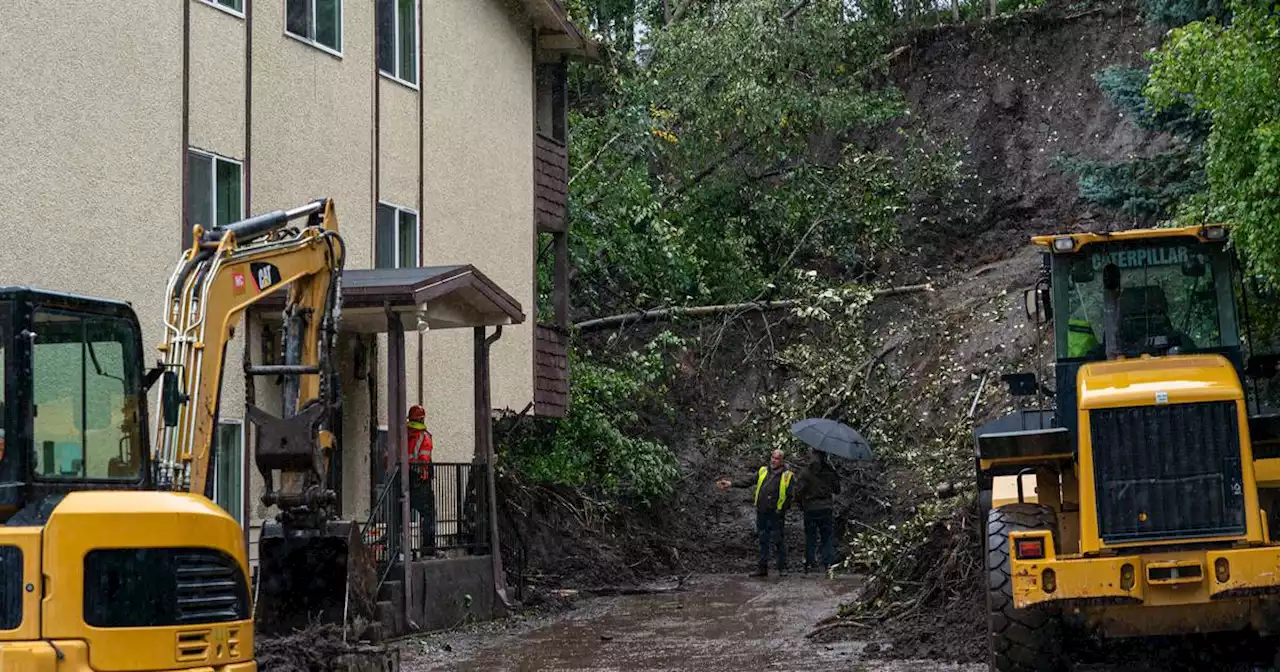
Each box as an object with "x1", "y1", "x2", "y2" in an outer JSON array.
[
  {"x1": 886, "y1": 0, "x2": 1167, "y2": 272},
  {"x1": 257, "y1": 624, "x2": 397, "y2": 672}
]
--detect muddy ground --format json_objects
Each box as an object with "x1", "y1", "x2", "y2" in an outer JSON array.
[
  {"x1": 394, "y1": 572, "x2": 1280, "y2": 672},
  {"x1": 398, "y1": 573, "x2": 981, "y2": 672}
]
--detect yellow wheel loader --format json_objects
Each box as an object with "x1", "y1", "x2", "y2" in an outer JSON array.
[
  {"x1": 975, "y1": 224, "x2": 1280, "y2": 671},
  {"x1": 0, "y1": 198, "x2": 375, "y2": 671}
]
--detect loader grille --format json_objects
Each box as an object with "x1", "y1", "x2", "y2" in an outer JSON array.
[
  {"x1": 0, "y1": 546, "x2": 21, "y2": 630},
  {"x1": 1091, "y1": 400, "x2": 1246, "y2": 544},
  {"x1": 84, "y1": 548, "x2": 249, "y2": 627}
]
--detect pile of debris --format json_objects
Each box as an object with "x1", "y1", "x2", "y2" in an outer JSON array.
[
  {"x1": 811, "y1": 500, "x2": 987, "y2": 663},
  {"x1": 256, "y1": 624, "x2": 399, "y2": 672}
]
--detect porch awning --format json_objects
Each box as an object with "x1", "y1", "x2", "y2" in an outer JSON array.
[{"x1": 252, "y1": 265, "x2": 524, "y2": 335}]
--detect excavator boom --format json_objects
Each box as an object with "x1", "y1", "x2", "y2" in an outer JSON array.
[{"x1": 152, "y1": 197, "x2": 375, "y2": 635}]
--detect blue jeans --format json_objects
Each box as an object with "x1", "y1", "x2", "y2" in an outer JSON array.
[
  {"x1": 756, "y1": 511, "x2": 786, "y2": 571},
  {"x1": 804, "y1": 509, "x2": 836, "y2": 568}
]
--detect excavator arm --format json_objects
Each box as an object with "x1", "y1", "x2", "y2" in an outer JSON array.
[
  {"x1": 152, "y1": 198, "x2": 375, "y2": 635},
  {"x1": 153, "y1": 198, "x2": 344, "y2": 506}
]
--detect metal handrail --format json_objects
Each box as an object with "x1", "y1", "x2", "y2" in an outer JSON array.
[{"x1": 361, "y1": 463, "x2": 402, "y2": 594}]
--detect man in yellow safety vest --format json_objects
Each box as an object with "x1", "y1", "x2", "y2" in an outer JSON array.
[
  {"x1": 717, "y1": 449, "x2": 795, "y2": 577},
  {"x1": 1067, "y1": 317, "x2": 1101, "y2": 359}
]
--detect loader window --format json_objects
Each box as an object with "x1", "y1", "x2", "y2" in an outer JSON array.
[
  {"x1": 1061, "y1": 241, "x2": 1226, "y2": 359},
  {"x1": 30, "y1": 310, "x2": 142, "y2": 482}
]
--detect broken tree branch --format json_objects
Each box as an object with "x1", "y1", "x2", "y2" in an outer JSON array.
[{"x1": 575, "y1": 284, "x2": 931, "y2": 331}]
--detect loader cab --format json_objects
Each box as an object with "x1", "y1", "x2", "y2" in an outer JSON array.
[
  {"x1": 1031, "y1": 226, "x2": 1243, "y2": 434},
  {"x1": 0, "y1": 287, "x2": 153, "y2": 525}
]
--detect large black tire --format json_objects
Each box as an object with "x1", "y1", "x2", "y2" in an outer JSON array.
[{"x1": 987, "y1": 503, "x2": 1064, "y2": 672}]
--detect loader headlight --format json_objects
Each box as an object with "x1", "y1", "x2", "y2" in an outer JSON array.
[
  {"x1": 1121, "y1": 563, "x2": 1136, "y2": 591},
  {"x1": 1042, "y1": 569, "x2": 1057, "y2": 594},
  {"x1": 1215, "y1": 558, "x2": 1230, "y2": 584},
  {"x1": 1052, "y1": 236, "x2": 1075, "y2": 252},
  {"x1": 1202, "y1": 225, "x2": 1228, "y2": 242}
]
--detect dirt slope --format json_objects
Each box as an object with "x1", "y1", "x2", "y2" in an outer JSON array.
[{"x1": 889, "y1": 0, "x2": 1165, "y2": 271}]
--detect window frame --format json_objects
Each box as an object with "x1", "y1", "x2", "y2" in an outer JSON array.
[
  {"x1": 378, "y1": 0, "x2": 420, "y2": 89},
  {"x1": 211, "y1": 419, "x2": 246, "y2": 528},
  {"x1": 187, "y1": 148, "x2": 245, "y2": 232},
  {"x1": 197, "y1": 0, "x2": 245, "y2": 19},
  {"x1": 284, "y1": 0, "x2": 345, "y2": 58},
  {"x1": 374, "y1": 201, "x2": 421, "y2": 270}
]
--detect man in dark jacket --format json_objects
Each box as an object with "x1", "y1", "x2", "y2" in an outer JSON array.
[
  {"x1": 795, "y1": 448, "x2": 841, "y2": 573},
  {"x1": 717, "y1": 449, "x2": 795, "y2": 577}
]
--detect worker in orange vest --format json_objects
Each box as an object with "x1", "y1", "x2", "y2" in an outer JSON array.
[{"x1": 406, "y1": 404, "x2": 437, "y2": 557}]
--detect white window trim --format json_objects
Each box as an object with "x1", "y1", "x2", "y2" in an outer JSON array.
[
  {"x1": 377, "y1": 201, "x2": 421, "y2": 269},
  {"x1": 197, "y1": 0, "x2": 246, "y2": 20},
  {"x1": 378, "y1": 0, "x2": 420, "y2": 90},
  {"x1": 189, "y1": 148, "x2": 245, "y2": 228},
  {"x1": 212, "y1": 419, "x2": 247, "y2": 528},
  {"x1": 284, "y1": 0, "x2": 345, "y2": 58}
]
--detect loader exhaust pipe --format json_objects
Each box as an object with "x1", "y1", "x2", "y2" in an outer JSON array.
[{"x1": 1102, "y1": 263, "x2": 1122, "y2": 360}]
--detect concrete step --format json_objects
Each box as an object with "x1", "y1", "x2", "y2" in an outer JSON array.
[
  {"x1": 378, "y1": 579, "x2": 404, "y2": 605},
  {"x1": 375, "y1": 600, "x2": 403, "y2": 638}
]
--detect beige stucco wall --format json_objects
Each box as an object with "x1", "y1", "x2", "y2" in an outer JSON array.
[
  {"x1": 380, "y1": 83, "x2": 420, "y2": 210},
  {"x1": 0, "y1": 2, "x2": 184, "y2": 350},
  {"x1": 421, "y1": 0, "x2": 536, "y2": 464},
  {"x1": 189, "y1": 2, "x2": 246, "y2": 160},
  {"x1": 244, "y1": 0, "x2": 376, "y2": 526},
  {"x1": 189, "y1": 1, "x2": 250, "y2": 436}
]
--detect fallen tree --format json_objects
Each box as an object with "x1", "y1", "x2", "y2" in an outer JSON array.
[{"x1": 574, "y1": 283, "x2": 932, "y2": 331}]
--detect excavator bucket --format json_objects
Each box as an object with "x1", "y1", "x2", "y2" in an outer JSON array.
[{"x1": 254, "y1": 519, "x2": 379, "y2": 636}]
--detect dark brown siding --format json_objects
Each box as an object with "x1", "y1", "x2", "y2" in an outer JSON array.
[
  {"x1": 535, "y1": 133, "x2": 567, "y2": 234},
  {"x1": 534, "y1": 324, "x2": 569, "y2": 417}
]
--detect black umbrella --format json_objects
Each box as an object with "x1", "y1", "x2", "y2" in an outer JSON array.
[{"x1": 790, "y1": 418, "x2": 873, "y2": 461}]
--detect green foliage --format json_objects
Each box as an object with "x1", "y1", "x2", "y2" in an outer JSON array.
[
  {"x1": 1141, "y1": 0, "x2": 1227, "y2": 28},
  {"x1": 503, "y1": 332, "x2": 685, "y2": 504},
  {"x1": 560, "y1": 0, "x2": 964, "y2": 318},
  {"x1": 1055, "y1": 145, "x2": 1206, "y2": 224},
  {"x1": 1146, "y1": 3, "x2": 1280, "y2": 282}
]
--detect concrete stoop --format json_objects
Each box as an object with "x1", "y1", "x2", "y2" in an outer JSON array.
[{"x1": 372, "y1": 556, "x2": 501, "y2": 638}]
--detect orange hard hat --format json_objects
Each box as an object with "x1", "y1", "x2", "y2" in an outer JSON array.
[{"x1": 408, "y1": 404, "x2": 426, "y2": 421}]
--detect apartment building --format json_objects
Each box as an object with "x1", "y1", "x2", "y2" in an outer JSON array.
[{"x1": 0, "y1": 0, "x2": 589, "y2": 546}]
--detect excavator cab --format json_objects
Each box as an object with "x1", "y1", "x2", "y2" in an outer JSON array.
[
  {"x1": 0, "y1": 289, "x2": 256, "y2": 672},
  {"x1": 0, "y1": 287, "x2": 154, "y2": 520}
]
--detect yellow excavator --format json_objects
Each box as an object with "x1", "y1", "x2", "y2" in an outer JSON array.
[{"x1": 0, "y1": 198, "x2": 374, "y2": 670}]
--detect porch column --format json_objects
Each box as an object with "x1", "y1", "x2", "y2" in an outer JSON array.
[
  {"x1": 387, "y1": 306, "x2": 412, "y2": 628},
  {"x1": 476, "y1": 326, "x2": 510, "y2": 607}
]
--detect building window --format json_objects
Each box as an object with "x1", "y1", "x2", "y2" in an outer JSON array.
[
  {"x1": 212, "y1": 421, "x2": 244, "y2": 527},
  {"x1": 375, "y1": 203, "x2": 419, "y2": 269},
  {"x1": 286, "y1": 0, "x2": 342, "y2": 54},
  {"x1": 536, "y1": 63, "x2": 567, "y2": 143},
  {"x1": 377, "y1": 0, "x2": 418, "y2": 86},
  {"x1": 199, "y1": 0, "x2": 244, "y2": 16},
  {"x1": 186, "y1": 149, "x2": 243, "y2": 235}
]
